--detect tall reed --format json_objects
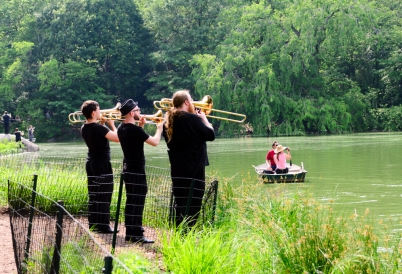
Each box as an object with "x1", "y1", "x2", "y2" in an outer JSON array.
[{"x1": 156, "y1": 173, "x2": 402, "y2": 273}]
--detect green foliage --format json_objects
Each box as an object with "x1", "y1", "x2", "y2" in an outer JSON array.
[
  {"x1": 203, "y1": 175, "x2": 402, "y2": 273},
  {"x1": 1, "y1": 0, "x2": 153, "y2": 140},
  {"x1": 2, "y1": 0, "x2": 402, "y2": 139},
  {"x1": 160, "y1": 223, "x2": 267, "y2": 273},
  {"x1": 0, "y1": 138, "x2": 24, "y2": 155},
  {"x1": 371, "y1": 106, "x2": 402, "y2": 132},
  {"x1": 153, "y1": 172, "x2": 402, "y2": 273},
  {"x1": 3, "y1": 153, "x2": 402, "y2": 272},
  {"x1": 0, "y1": 156, "x2": 88, "y2": 210},
  {"x1": 139, "y1": 0, "x2": 233, "y2": 99},
  {"x1": 60, "y1": 238, "x2": 104, "y2": 273},
  {"x1": 190, "y1": 0, "x2": 402, "y2": 135},
  {"x1": 113, "y1": 252, "x2": 159, "y2": 274}
]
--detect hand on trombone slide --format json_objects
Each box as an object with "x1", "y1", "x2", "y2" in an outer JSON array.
[{"x1": 135, "y1": 115, "x2": 164, "y2": 127}]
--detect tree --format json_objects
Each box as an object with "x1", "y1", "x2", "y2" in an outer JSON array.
[
  {"x1": 191, "y1": 0, "x2": 385, "y2": 135},
  {"x1": 137, "y1": 0, "x2": 234, "y2": 100},
  {"x1": 1, "y1": 0, "x2": 153, "y2": 140},
  {"x1": 28, "y1": 0, "x2": 152, "y2": 102}
]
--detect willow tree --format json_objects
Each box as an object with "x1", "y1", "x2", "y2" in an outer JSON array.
[{"x1": 192, "y1": 0, "x2": 383, "y2": 135}]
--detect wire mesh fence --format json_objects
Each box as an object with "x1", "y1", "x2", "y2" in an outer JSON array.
[
  {"x1": 3, "y1": 154, "x2": 218, "y2": 273},
  {"x1": 8, "y1": 176, "x2": 131, "y2": 274}
]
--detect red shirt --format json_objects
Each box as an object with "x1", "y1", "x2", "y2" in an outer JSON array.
[{"x1": 266, "y1": 149, "x2": 276, "y2": 165}]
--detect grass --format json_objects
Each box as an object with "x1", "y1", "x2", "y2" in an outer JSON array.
[
  {"x1": 3, "y1": 155, "x2": 402, "y2": 273},
  {"x1": 153, "y1": 175, "x2": 402, "y2": 273},
  {"x1": 0, "y1": 138, "x2": 24, "y2": 156}
]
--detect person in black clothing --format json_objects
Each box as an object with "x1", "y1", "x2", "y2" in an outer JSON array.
[
  {"x1": 81, "y1": 100, "x2": 119, "y2": 233},
  {"x1": 3, "y1": 111, "x2": 10, "y2": 134},
  {"x1": 117, "y1": 99, "x2": 163, "y2": 243},
  {"x1": 15, "y1": 128, "x2": 22, "y2": 147},
  {"x1": 163, "y1": 90, "x2": 215, "y2": 228}
]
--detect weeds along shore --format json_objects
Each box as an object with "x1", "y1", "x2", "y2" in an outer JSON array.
[{"x1": 1, "y1": 156, "x2": 401, "y2": 273}]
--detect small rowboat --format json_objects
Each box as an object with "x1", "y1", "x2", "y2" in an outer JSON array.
[{"x1": 253, "y1": 163, "x2": 307, "y2": 183}]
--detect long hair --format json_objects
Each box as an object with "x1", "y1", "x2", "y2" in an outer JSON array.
[
  {"x1": 165, "y1": 90, "x2": 190, "y2": 142},
  {"x1": 276, "y1": 151, "x2": 281, "y2": 162}
]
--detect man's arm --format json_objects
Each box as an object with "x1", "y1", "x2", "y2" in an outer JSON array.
[
  {"x1": 145, "y1": 122, "x2": 163, "y2": 146},
  {"x1": 104, "y1": 120, "x2": 119, "y2": 142}
]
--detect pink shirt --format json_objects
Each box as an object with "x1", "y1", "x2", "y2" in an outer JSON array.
[{"x1": 275, "y1": 152, "x2": 287, "y2": 169}]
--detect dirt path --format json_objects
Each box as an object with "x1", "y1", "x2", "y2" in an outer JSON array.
[
  {"x1": 0, "y1": 210, "x2": 159, "y2": 273},
  {"x1": 0, "y1": 211, "x2": 17, "y2": 274}
]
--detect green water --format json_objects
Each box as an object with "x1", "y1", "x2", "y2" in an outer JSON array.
[{"x1": 38, "y1": 132, "x2": 402, "y2": 232}]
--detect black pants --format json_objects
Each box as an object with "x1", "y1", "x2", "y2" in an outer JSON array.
[
  {"x1": 171, "y1": 166, "x2": 205, "y2": 228},
  {"x1": 4, "y1": 122, "x2": 9, "y2": 134},
  {"x1": 123, "y1": 171, "x2": 147, "y2": 237},
  {"x1": 85, "y1": 160, "x2": 114, "y2": 230},
  {"x1": 275, "y1": 168, "x2": 289, "y2": 174}
]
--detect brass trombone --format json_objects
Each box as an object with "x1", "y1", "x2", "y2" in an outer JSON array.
[
  {"x1": 140, "y1": 109, "x2": 164, "y2": 124},
  {"x1": 68, "y1": 103, "x2": 122, "y2": 123},
  {"x1": 68, "y1": 103, "x2": 164, "y2": 124},
  {"x1": 153, "y1": 95, "x2": 246, "y2": 123}
]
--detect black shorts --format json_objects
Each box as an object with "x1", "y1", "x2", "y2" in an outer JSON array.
[{"x1": 275, "y1": 168, "x2": 288, "y2": 174}]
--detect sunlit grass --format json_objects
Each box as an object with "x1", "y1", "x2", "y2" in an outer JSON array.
[
  {"x1": 0, "y1": 138, "x2": 24, "y2": 155},
  {"x1": 154, "y1": 173, "x2": 402, "y2": 273},
  {"x1": 3, "y1": 155, "x2": 402, "y2": 273}
]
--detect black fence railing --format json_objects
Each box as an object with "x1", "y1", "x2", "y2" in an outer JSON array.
[
  {"x1": 3, "y1": 154, "x2": 218, "y2": 273},
  {"x1": 8, "y1": 177, "x2": 131, "y2": 274}
]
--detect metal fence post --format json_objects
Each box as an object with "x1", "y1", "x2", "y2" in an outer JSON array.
[
  {"x1": 111, "y1": 174, "x2": 124, "y2": 254},
  {"x1": 212, "y1": 180, "x2": 218, "y2": 224},
  {"x1": 50, "y1": 200, "x2": 64, "y2": 274},
  {"x1": 102, "y1": 256, "x2": 113, "y2": 274},
  {"x1": 23, "y1": 174, "x2": 38, "y2": 272},
  {"x1": 168, "y1": 190, "x2": 175, "y2": 224}
]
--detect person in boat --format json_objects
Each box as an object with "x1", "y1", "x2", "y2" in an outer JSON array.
[
  {"x1": 274, "y1": 145, "x2": 291, "y2": 174},
  {"x1": 265, "y1": 141, "x2": 278, "y2": 173}
]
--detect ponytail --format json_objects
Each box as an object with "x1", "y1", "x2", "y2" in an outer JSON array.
[
  {"x1": 165, "y1": 109, "x2": 185, "y2": 143},
  {"x1": 165, "y1": 90, "x2": 190, "y2": 143}
]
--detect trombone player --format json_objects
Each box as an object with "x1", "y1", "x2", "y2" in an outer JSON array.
[
  {"x1": 80, "y1": 100, "x2": 119, "y2": 233},
  {"x1": 117, "y1": 99, "x2": 163, "y2": 243},
  {"x1": 163, "y1": 90, "x2": 215, "y2": 228}
]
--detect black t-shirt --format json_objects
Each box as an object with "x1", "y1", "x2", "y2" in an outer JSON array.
[
  {"x1": 117, "y1": 123, "x2": 149, "y2": 172},
  {"x1": 15, "y1": 131, "x2": 21, "y2": 141},
  {"x1": 3, "y1": 114, "x2": 10, "y2": 123},
  {"x1": 81, "y1": 123, "x2": 111, "y2": 160},
  {"x1": 162, "y1": 112, "x2": 215, "y2": 171}
]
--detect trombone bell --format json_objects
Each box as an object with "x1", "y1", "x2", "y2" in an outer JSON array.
[{"x1": 153, "y1": 95, "x2": 246, "y2": 123}]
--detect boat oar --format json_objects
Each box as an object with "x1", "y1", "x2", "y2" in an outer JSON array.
[{"x1": 286, "y1": 147, "x2": 292, "y2": 166}]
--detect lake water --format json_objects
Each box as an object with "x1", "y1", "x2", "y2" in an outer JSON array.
[{"x1": 38, "y1": 132, "x2": 402, "y2": 233}]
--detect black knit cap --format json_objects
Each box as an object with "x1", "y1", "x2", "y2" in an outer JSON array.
[{"x1": 119, "y1": 99, "x2": 137, "y2": 116}]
